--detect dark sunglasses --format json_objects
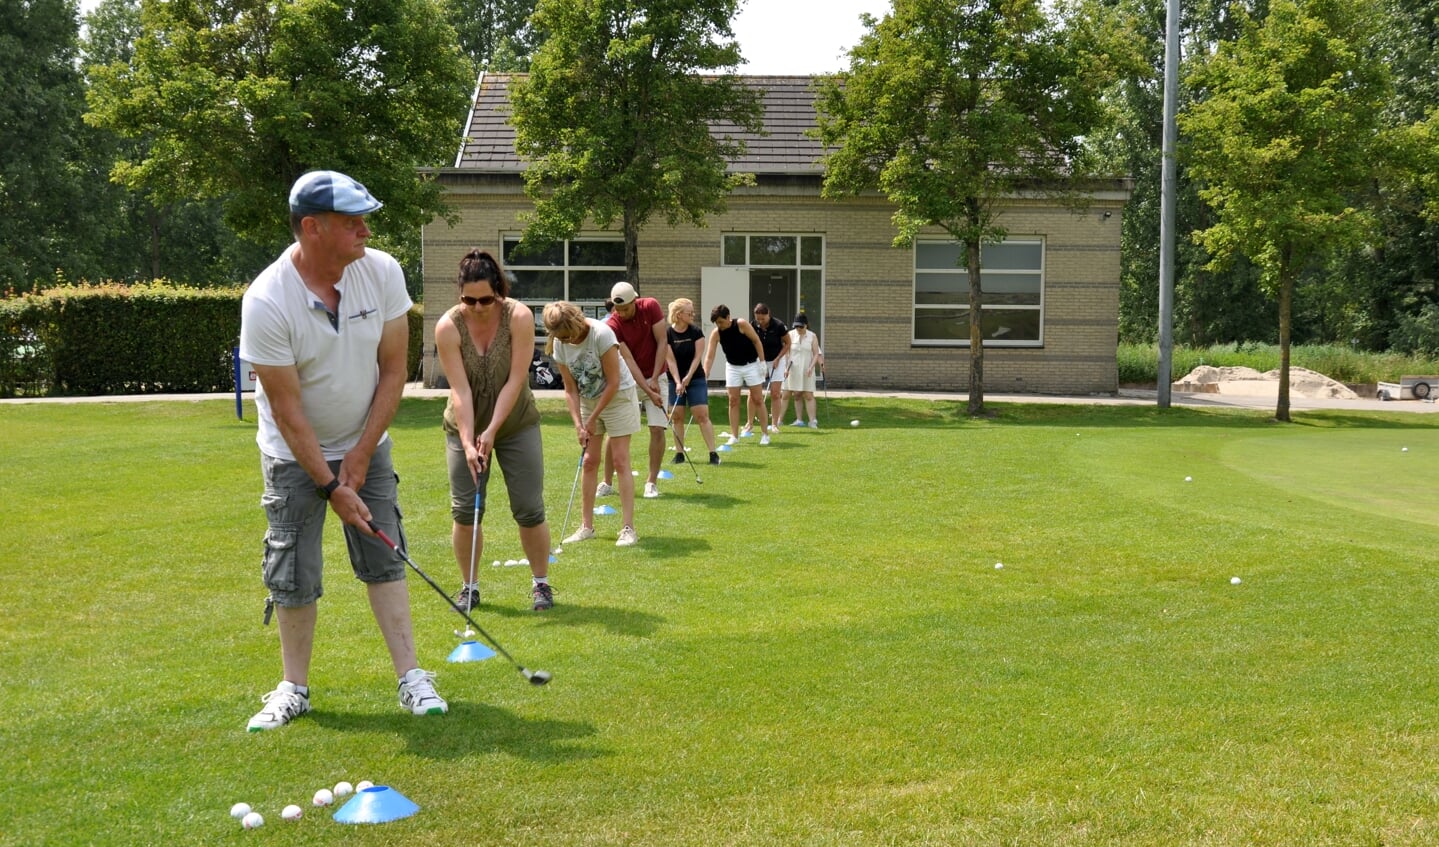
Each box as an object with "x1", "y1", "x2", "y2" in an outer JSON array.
[{"x1": 461, "y1": 294, "x2": 498, "y2": 307}]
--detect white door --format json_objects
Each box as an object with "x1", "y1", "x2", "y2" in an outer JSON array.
[{"x1": 699, "y1": 267, "x2": 749, "y2": 332}]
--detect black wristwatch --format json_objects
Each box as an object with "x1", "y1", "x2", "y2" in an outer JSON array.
[{"x1": 317, "y1": 477, "x2": 341, "y2": 500}]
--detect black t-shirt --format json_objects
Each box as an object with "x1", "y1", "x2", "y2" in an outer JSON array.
[
  {"x1": 755, "y1": 318, "x2": 788, "y2": 361},
  {"x1": 667, "y1": 324, "x2": 705, "y2": 379}
]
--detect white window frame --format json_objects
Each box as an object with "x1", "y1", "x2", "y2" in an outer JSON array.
[
  {"x1": 503, "y1": 235, "x2": 625, "y2": 332},
  {"x1": 912, "y1": 237, "x2": 1045, "y2": 348}
]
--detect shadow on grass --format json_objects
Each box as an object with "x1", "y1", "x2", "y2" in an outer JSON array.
[
  {"x1": 310, "y1": 703, "x2": 605, "y2": 764},
  {"x1": 487, "y1": 601, "x2": 665, "y2": 638}
]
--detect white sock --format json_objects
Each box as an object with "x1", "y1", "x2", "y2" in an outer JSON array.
[{"x1": 533, "y1": 576, "x2": 549, "y2": 586}]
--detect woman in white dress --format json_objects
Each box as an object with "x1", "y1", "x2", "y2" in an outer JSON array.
[{"x1": 782, "y1": 313, "x2": 824, "y2": 428}]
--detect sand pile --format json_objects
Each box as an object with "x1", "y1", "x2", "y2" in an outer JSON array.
[{"x1": 1173, "y1": 365, "x2": 1358, "y2": 399}]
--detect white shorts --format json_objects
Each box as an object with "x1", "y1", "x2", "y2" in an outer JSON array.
[
  {"x1": 725, "y1": 360, "x2": 766, "y2": 388},
  {"x1": 642, "y1": 375, "x2": 669, "y2": 425},
  {"x1": 766, "y1": 355, "x2": 788, "y2": 384}
]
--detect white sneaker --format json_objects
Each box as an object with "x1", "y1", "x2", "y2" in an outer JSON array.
[
  {"x1": 643, "y1": 482, "x2": 660, "y2": 498},
  {"x1": 248, "y1": 680, "x2": 310, "y2": 732},
  {"x1": 616, "y1": 525, "x2": 638, "y2": 547},
  {"x1": 767, "y1": 424, "x2": 779, "y2": 434},
  {"x1": 398, "y1": 668, "x2": 447, "y2": 716},
  {"x1": 725, "y1": 435, "x2": 738, "y2": 446},
  {"x1": 595, "y1": 482, "x2": 615, "y2": 497},
  {"x1": 563, "y1": 526, "x2": 596, "y2": 543},
  {"x1": 808, "y1": 420, "x2": 819, "y2": 429},
  {"x1": 759, "y1": 434, "x2": 771, "y2": 445}
]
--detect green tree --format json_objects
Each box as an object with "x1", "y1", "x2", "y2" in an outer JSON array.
[
  {"x1": 85, "y1": 0, "x2": 473, "y2": 277},
  {"x1": 446, "y1": 0, "x2": 540, "y2": 72},
  {"x1": 0, "y1": 0, "x2": 93, "y2": 290},
  {"x1": 509, "y1": 0, "x2": 764, "y2": 283},
  {"x1": 1179, "y1": 0, "x2": 1391, "y2": 420},
  {"x1": 816, "y1": 0, "x2": 1136, "y2": 415}
]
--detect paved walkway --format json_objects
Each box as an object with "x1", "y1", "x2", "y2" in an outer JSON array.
[{"x1": 6, "y1": 383, "x2": 1438, "y2": 414}]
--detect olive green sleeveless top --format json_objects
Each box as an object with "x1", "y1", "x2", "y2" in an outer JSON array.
[{"x1": 441, "y1": 301, "x2": 540, "y2": 439}]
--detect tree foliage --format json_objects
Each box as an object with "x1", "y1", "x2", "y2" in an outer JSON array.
[
  {"x1": 815, "y1": 0, "x2": 1138, "y2": 415},
  {"x1": 446, "y1": 0, "x2": 540, "y2": 72},
  {"x1": 0, "y1": 0, "x2": 94, "y2": 290},
  {"x1": 509, "y1": 0, "x2": 764, "y2": 283},
  {"x1": 1179, "y1": 0, "x2": 1392, "y2": 420},
  {"x1": 85, "y1": 0, "x2": 474, "y2": 270}
]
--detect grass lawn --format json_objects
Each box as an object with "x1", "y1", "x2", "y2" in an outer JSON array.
[{"x1": 4, "y1": 396, "x2": 1439, "y2": 845}]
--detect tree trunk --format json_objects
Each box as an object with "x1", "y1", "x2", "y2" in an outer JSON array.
[
  {"x1": 624, "y1": 211, "x2": 640, "y2": 285},
  {"x1": 149, "y1": 205, "x2": 163, "y2": 280},
  {"x1": 1275, "y1": 245, "x2": 1293, "y2": 423},
  {"x1": 966, "y1": 234, "x2": 985, "y2": 416}
]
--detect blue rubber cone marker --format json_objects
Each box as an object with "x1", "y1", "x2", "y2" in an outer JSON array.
[
  {"x1": 333, "y1": 786, "x2": 419, "y2": 824},
  {"x1": 717, "y1": 444, "x2": 733, "y2": 452},
  {"x1": 594, "y1": 504, "x2": 617, "y2": 516},
  {"x1": 448, "y1": 640, "x2": 497, "y2": 663},
  {"x1": 658, "y1": 469, "x2": 674, "y2": 480}
]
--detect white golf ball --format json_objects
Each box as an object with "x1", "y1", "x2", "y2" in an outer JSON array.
[
  {"x1": 463, "y1": 628, "x2": 475, "y2": 637},
  {"x1": 242, "y1": 811, "x2": 264, "y2": 830},
  {"x1": 1402, "y1": 447, "x2": 1409, "y2": 452},
  {"x1": 491, "y1": 559, "x2": 501, "y2": 567},
  {"x1": 313, "y1": 788, "x2": 334, "y2": 807},
  {"x1": 850, "y1": 419, "x2": 860, "y2": 427},
  {"x1": 281, "y1": 804, "x2": 303, "y2": 821},
  {"x1": 554, "y1": 546, "x2": 563, "y2": 555},
  {"x1": 504, "y1": 558, "x2": 517, "y2": 567},
  {"x1": 1185, "y1": 476, "x2": 1192, "y2": 482},
  {"x1": 519, "y1": 557, "x2": 530, "y2": 565},
  {"x1": 355, "y1": 780, "x2": 374, "y2": 792},
  {"x1": 1230, "y1": 576, "x2": 1242, "y2": 585},
  {"x1": 334, "y1": 781, "x2": 354, "y2": 798},
  {"x1": 994, "y1": 562, "x2": 1003, "y2": 570},
  {"x1": 229, "y1": 802, "x2": 252, "y2": 819}
]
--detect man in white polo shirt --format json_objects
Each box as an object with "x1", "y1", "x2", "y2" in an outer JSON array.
[{"x1": 238, "y1": 170, "x2": 446, "y2": 732}]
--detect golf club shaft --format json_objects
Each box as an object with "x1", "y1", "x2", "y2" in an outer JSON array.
[
  {"x1": 368, "y1": 522, "x2": 545, "y2": 682},
  {"x1": 559, "y1": 451, "x2": 583, "y2": 542},
  {"x1": 467, "y1": 476, "x2": 481, "y2": 588},
  {"x1": 665, "y1": 393, "x2": 703, "y2": 483}
]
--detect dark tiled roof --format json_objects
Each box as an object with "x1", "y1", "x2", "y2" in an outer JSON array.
[{"x1": 453, "y1": 73, "x2": 829, "y2": 176}]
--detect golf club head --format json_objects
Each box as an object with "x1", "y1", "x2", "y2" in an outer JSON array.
[{"x1": 525, "y1": 669, "x2": 552, "y2": 686}]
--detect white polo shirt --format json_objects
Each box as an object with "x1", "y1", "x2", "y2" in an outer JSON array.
[{"x1": 239, "y1": 243, "x2": 413, "y2": 461}]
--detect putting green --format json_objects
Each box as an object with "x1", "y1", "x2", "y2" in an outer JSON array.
[{"x1": 1221, "y1": 428, "x2": 1439, "y2": 528}]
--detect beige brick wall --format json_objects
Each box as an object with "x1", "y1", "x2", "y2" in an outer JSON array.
[{"x1": 422, "y1": 177, "x2": 1125, "y2": 394}]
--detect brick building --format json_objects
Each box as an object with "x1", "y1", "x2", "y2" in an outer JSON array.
[{"x1": 421, "y1": 73, "x2": 1131, "y2": 394}]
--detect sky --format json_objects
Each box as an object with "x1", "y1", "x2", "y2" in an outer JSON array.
[{"x1": 730, "y1": 0, "x2": 890, "y2": 75}]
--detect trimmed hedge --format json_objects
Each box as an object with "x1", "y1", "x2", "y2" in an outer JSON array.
[{"x1": 1, "y1": 283, "x2": 425, "y2": 397}]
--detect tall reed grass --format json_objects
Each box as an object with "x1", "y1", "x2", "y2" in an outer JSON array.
[{"x1": 1118, "y1": 342, "x2": 1439, "y2": 385}]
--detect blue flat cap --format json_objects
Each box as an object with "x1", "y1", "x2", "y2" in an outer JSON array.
[{"x1": 289, "y1": 170, "x2": 383, "y2": 215}]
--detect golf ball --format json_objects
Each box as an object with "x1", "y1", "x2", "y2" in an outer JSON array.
[
  {"x1": 491, "y1": 559, "x2": 501, "y2": 567},
  {"x1": 994, "y1": 562, "x2": 1004, "y2": 569},
  {"x1": 504, "y1": 558, "x2": 517, "y2": 567},
  {"x1": 1402, "y1": 447, "x2": 1409, "y2": 452},
  {"x1": 1185, "y1": 476, "x2": 1192, "y2": 482},
  {"x1": 281, "y1": 804, "x2": 303, "y2": 821},
  {"x1": 242, "y1": 811, "x2": 264, "y2": 830},
  {"x1": 1231, "y1": 576, "x2": 1242, "y2": 585},
  {"x1": 229, "y1": 802, "x2": 252, "y2": 819},
  {"x1": 334, "y1": 781, "x2": 354, "y2": 797},
  {"x1": 313, "y1": 788, "x2": 334, "y2": 807},
  {"x1": 355, "y1": 780, "x2": 374, "y2": 792},
  {"x1": 519, "y1": 557, "x2": 530, "y2": 566},
  {"x1": 850, "y1": 419, "x2": 860, "y2": 427},
  {"x1": 554, "y1": 546, "x2": 563, "y2": 555}
]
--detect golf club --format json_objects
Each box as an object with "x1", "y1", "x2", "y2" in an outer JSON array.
[
  {"x1": 368, "y1": 521, "x2": 552, "y2": 686},
  {"x1": 556, "y1": 449, "x2": 583, "y2": 551},
  {"x1": 455, "y1": 466, "x2": 483, "y2": 638},
  {"x1": 663, "y1": 388, "x2": 703, "y2": 485}
]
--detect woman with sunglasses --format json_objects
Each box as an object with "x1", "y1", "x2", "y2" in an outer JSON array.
[{"x1": 435, "y1": 249, "x2": 554, "y2": 612}]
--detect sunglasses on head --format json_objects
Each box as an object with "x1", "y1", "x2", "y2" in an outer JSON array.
[{"x1": 461, "y1": 294, "x2": 497, "y2": 307}]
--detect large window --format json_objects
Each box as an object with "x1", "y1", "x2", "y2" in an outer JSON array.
[
  {"x1": 503, "y1": 237, "x2": 625, "y2": 332},
  {"x1": 913, "y1": 238, "x2": 1044, "y2": 346}
]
